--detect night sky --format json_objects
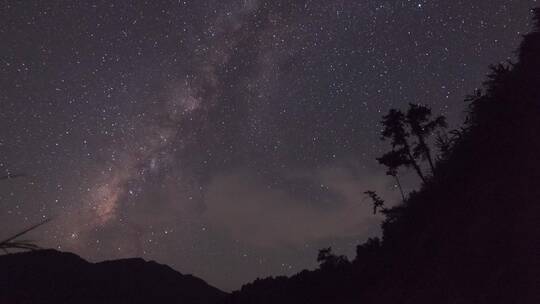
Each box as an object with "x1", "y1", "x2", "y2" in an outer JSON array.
[{"x1": 0, "y1": 0, "x2": 536, "y2": 291}]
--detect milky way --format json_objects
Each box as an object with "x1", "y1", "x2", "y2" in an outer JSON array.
[{"x1": 0, "y1": 0, "x2": 536, "y2": 290}]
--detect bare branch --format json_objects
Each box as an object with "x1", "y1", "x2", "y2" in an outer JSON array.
[{"x1": 0, "y1": 218, "x2": 52, "y2": 247}]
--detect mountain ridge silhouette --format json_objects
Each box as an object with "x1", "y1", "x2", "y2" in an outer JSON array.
[{"x1": 0, "y1": 249, "x2": 227, "y2": 304}]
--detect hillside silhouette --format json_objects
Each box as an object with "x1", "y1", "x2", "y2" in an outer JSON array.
[
  {"x1": 2, "y1": 7, "x2": 539, "y2": 304},
  {"x1": 222, "y1": 8, "x2": 540, "y2": 304},
  {"x1": 0, "y1": 250, "x2": 226, "y2": 304}
]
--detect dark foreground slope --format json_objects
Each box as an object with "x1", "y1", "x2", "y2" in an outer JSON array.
[
  {"x1": 223, "y1": 8, "x2": 540, "y2": 304},
  {"x1": 0, "y1": 249, "x2": 226, "y2": 304}
]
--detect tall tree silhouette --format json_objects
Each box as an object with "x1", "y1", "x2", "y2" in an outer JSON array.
[
  {"x1": 377, "y1": 104, "x2": 446, "y2": 186},
  {"x1": 405, "y1": 103, "x2": 447, "y2": 174},
  {"x1": 377, "y1": 109, "x2": 426, "y2": 183}
]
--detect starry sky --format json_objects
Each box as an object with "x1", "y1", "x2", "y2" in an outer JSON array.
[{"x1": 0, "y1": 0, "x2": 536, "y2": 291}]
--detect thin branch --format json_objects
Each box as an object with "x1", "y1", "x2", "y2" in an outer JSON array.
[{"x1": 0, "y1": 218, "x2": 52, "y2": 246}]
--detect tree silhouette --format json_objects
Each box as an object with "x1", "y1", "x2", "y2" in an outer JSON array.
[
  {"x1": 363, "y1": 190, "x2": 386, "y2": 214},
  {"x1": 378, "y1": 109, "x2": 427, "y2": 183},
  {"x1": 377, "y1": 104, "x2": 447, "y2": 186},
  {"x1": 405, "y1": 103, "x2": 447, "y2": 174}
]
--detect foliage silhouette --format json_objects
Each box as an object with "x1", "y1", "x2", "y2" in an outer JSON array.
[
  {"x1": 363, "y1": 190, "x2": 386, "y2": 214},
  {"x1": 405, "y1": 103, "x2": 447, "y2": 174},
  {"x1": 377, "y1": 103, "x2": 447, "y2": 187},
  {"x1": 378, "y1": 109, "x2": 427, "y2": 183},
  {"x1": 316, "y1": 247, "x2": 349, "y2": 270}
]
